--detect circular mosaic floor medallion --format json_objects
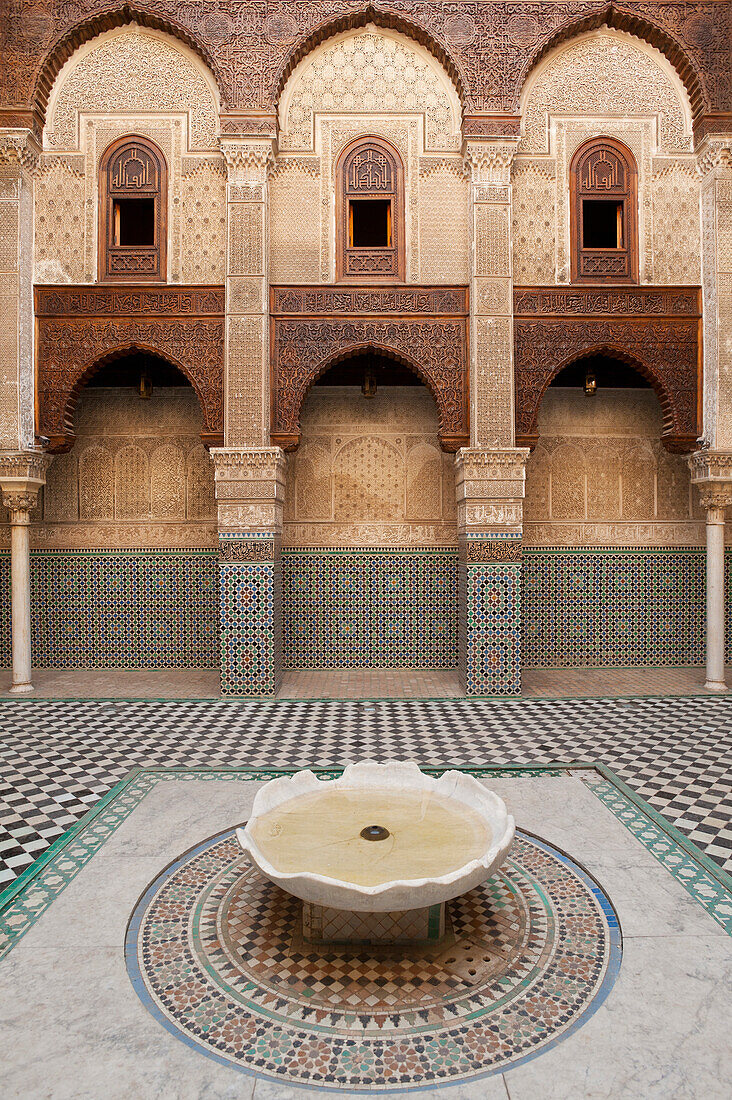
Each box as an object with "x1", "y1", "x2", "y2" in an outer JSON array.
[{"x1": 126, "y1": 828, "x2": 621, "y2": 1090}]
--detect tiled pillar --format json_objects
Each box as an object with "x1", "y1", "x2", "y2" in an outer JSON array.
[
  {"x1": 0, "y1": 450, "x2": 50, "y2": 692},
  {"x1": 689, "y1": 452, "x2": 732, "y2": 691},
  {"x1": 456, "y1": 448, "x2": 529, "y2": 696},
  {"x1": 211, "y1": 447, "x2": 285, "y2": 696}
]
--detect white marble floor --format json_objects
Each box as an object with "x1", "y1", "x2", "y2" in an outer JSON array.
[{"x1": 0, "y1": 772, "x2": 730, "y2": 1098}]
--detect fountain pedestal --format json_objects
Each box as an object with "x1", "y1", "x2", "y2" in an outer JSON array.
[{"x1": 303, "y1": 901, "x2": 446, "y2": 946}]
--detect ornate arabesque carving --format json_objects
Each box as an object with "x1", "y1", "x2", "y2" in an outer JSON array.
[
  {"x1": 270, "y1": 285, "x2": 469, "y2": 453},
  {"x1": 98, "y1": 135, "x2": 167, "y2": 281},
  {"x1": 570, "y1": 137, "x2": 638, "y2": 283},
  {"x1": 35, "y1": 285, "x2": 224, "y2": 453},
  {"x1": 337, "y1": 137, "x2": 404, "y2": 282},
  {"x1": 514, "y1": 285, "x2": 702, "y2": 454},
  {"x1": 4, "y1": 2, "x2": 728, "y2": 137}
]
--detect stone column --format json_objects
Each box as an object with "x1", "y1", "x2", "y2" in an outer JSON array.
[
  {"x1": 456, "y1": 448, "x2": 529, "y2": 696},
  {"x1": 211, "y1": 447, "x2": 285, "y2": 696},
  {"x1": 0, "y1": 450, "x2": 50, "y2": 693},
  {"x1": 689, "y1": 451, "x2": 732, "y2": 691}
]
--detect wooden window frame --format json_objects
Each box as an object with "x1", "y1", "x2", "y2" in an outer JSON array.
[
  {"x1": 98, "y1": 135, "x2": 167, "y2": 282},
  {"x1": 570, "y1": 137, "x2": 638, "y2": 284},
  {"x1": 336, "y1": 137, "x2": 405, "y2": 283}
]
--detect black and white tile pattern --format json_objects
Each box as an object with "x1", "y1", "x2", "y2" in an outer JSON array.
[{"x1": 1, "y1": 696, "x2": 731, "y2": 887}]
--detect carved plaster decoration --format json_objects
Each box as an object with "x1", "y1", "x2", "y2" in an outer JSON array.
[
  {"x1": 278, "y1": 27, "x2": 461, "y2": 154},
  {"x1": 283, "y1": 387, "x2": 457, "y2": 548},
  {"x1": 513, "y1": 286, "x2": 702, "y2": 454},
  {"x1": 270, "y1": 285, "x2": 469, "y2": 453},
  {"x1": 0, "y1": 449, "x2": 50, "y2": 524},
  {"x1": 464, "y1": 141, "x2": 517, "y2": 185},
  {"x1": 35, "y1": 286, "x2": 224, "y2": 453},
  {"x1": 45, "y1": 28, "x2": 220, "y2": 152},
  {"x1": 0, "y1": 130, "x2": 40, "y2": 170},
  {"x1": 519, "y1": 31, "x2": 692, "y2": 157},
  {"x1": 455, "y1": 448, "x2": 529, "y2": 535}
]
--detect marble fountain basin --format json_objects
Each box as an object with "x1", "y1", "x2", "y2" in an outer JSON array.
[{"x1": 236, "y1": 762, "x2": 515, "y2": 912}]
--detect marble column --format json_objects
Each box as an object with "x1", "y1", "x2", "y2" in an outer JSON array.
[
  {"x1": 689, "y1": 451, "x2": 732, "y2": 691},
  {"x1": 456, "y1": 448, "x2": 529, "y2": 696},
  {"x1": 211, "y1": 447, "x2": 285, "y2": 696},
  {"x1": 0, "y1": 451, "x2": 50, "y2": 693}
]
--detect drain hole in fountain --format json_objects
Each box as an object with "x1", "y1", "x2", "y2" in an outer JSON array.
[{"x1": 360, "y1": 825, "x2": 390, "y2": 842}]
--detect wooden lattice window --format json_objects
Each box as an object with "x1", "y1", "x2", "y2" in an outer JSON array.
[
  {"x1": 570, "y1": 138, "x2": 637, "y2": 283},
  {"x1": 337, "y1": 138, "x2": 404, "y2": 282},
  {"x1": 99, "y1": 136, "x2": 167, "y2": 281}
]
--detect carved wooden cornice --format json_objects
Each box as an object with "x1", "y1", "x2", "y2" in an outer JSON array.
[
  {"x1": 270, "y1": 284, "x2": 469, "y2": 453},
  {"x1": 513, "y1": 285, "x2": 702, "y2": 454},
  {"x1": 35, "y1": 284, "x2": 224, "y2": 453}
]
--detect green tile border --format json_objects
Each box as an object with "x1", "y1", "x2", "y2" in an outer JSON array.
[{"x1": 1, "y1": 762, "x2": 730, "y2": 961}]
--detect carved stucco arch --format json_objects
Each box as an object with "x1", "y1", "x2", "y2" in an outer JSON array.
[
  {"x1": 31, "y1": 5, "x2": 229, "y2": 129},
  {"x1": 517, "y1": 4, "x2": 706, "y2": 121},
  {"x1": 515, "y1": 334, "x2": 700, "y2": 455},
  {"x1": 271, "y1": 6, "x2": 469, "y2": 114},
  {"x1": 271, "y1": 329, "x2": 469, "y2": 454}
]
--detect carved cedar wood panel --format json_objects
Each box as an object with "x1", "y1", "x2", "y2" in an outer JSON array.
[
  {"x1": 270, "y1": 285, "x2": 469, "y2": 452},
  {"x1": 513, "y1": 286, "x2": 702, "y2": 453},
  {"x1": 3, "y1": 3, "x2": 730, "y2": 137},
  {"x1": 35, "y1": 286, "x2": 224, "y2": 452}
]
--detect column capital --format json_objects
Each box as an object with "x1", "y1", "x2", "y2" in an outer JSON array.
[
  {"x1": 210, "y1": 447, "x2": 286, "y2": 534},
  {"x1": 696, "y1": 138, "x2": 732, "y2": 179},
  {"x1": 220, "y1": 138, "x2": 275, "y2": 183},
  {"x1": 688, "y1": 451, "x2": 732, "y2": 511},
  {"x1": 0, "y1": 129, "x2": 41, "y2": 173},
  {"x1": 0, "y1": 450, "x2": 50, "y2": 522},
  {"x1": 463, "y1": 140, "x2": 519, "y2": 187},
  {"x1": 455, "y1": 448, "x2": 530, "y2": 535}
]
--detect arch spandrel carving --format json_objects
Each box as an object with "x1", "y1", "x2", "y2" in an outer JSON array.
[
  {"x1": 513, "y1": 286, "x2": 702, "y2": 454},
  {"x1": 34, "y1": 285, "x2": 224, "y2": 453},
  {"x1": 270, "y1": 285, "x2": 469, "y2": 454}
]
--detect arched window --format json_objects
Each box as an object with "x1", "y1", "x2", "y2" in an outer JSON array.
[
  {"x1": 99, "y1": 136, "x2": 167, "y2": 281},
  {"x1": 337, "y1": 137, "x2": 404, "y2": 282},
  {"x1": 570, "y1": 138, "x2": 637, "y2": 283}
]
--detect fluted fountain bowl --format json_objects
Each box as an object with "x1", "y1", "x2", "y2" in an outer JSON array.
[{"x1": 236, "y1": 762, "x2": 515, "y2": 912}]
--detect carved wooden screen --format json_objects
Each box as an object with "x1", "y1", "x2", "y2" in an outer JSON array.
[
  {"x1": 337, "y1": 138, "x2": 404, "y2": 282},
  {"x1": 99, "y1": 136, "x2": 167, "y2": 282},
  {"x1": 570, "y1": 138, "x2": 637, "y2": 283}
]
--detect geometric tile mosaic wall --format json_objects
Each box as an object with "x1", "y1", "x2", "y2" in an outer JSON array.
[
  {"x1": 282, "y1": 550, "x2": 459, "y2": 668},
  {"x1": 522, "y1": 548, "x2": 707, "y2": 668},
  {"x1": 0, "y1": 550, "x2": 218, "y2": 669}
]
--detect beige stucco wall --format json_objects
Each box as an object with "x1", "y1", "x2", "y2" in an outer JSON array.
[
  {"x1": 27, "y1": 387, "x2": 216, "y2": 549},
  {"x1": 283, "y1": 386, "x2": 457, "y2": 547},
  {"x1": 513, "y1": 30, "x2": 699, "y2": 286},
  {"x1": 524, "y1": 389, "x2": 703, "y2": 546},
  {"x1": 34, "y1": 27, "x2": 225, "y2": 285}
]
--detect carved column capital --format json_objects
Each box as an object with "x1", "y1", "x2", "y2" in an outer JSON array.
[
  {"x1": 463, "y1": 140, "x2": 518, "y2": 186},
  {"x1": 220, "y1": 139, "x2": 275, "y2": 183},
  {"x1": 689, "y1": 450, "x2": 732, "y2": 514},
  {"x1": 0, "y1": 450, "x2": 50, "y2": 524},
  {"x1": 0, "y1": 129, "x2": 40, "y2": 173},
  {"x1": 696, "y1": 139, "x2": 732, "y2": 179},
  {"x1": 210, "y1": 447, "x2": 286, "y2": 534},
  {"x1": 455, "y1": 447, "x2": 530, "y2": 535}
]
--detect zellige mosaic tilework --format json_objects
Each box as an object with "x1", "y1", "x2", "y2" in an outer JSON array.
[
  {"x1": 282, "y1": 549, "x2": 458, "y2": 669},
  {"x1": 522, "y1": 548, "x2": 707, "y2": 668}
]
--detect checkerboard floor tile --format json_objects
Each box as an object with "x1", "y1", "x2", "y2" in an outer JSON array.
[{"x1": 1, "y1": 696, "x2": 731, "y2": 888}]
